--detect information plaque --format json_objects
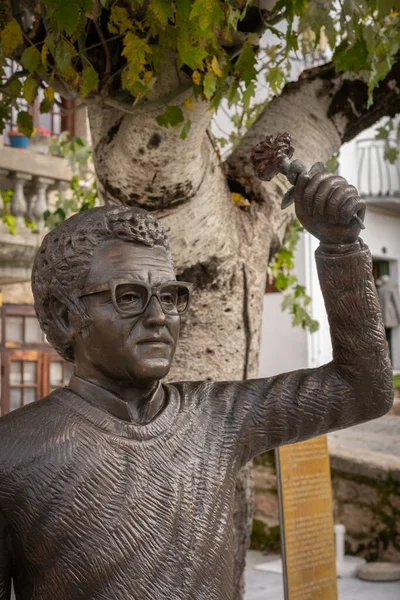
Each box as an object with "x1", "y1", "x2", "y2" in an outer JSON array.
[{"x1": 276, "y1": 435, "x2": 338, "y2": 600}]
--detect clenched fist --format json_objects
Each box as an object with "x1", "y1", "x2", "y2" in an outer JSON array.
[{"x1": 294, "y1": 171, "x2": 366, "y2": 245}]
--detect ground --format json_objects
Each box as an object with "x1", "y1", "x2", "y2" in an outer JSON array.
[{"x1": 245, "y1": 550, "x2": 400, "y2": 600}]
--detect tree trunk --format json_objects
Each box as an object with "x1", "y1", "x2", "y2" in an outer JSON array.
[
  {"x1": 88, "y1": 95, "x2": 284, "y2": 597},
  {"x1": 87, "y1": 60, "x2": 400, "y2": 598}
]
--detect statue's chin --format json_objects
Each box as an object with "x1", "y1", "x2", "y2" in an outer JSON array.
[{"x1": 131, "y1": 358, "x2": 172, "y2": 382}]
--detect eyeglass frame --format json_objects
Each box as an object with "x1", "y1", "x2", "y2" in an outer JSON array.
[{"x1": 78, "y1": 278, "x2": 193, "y2": 317}]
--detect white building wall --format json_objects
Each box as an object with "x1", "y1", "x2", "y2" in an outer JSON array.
[
  {"x1": 258, "y1": 233, "x2": 309, "y2": 377},
  {"x1": 305, "y1": 233, "x2": 332, "y2": 369}
]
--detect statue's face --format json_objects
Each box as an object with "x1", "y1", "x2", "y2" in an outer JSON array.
[{"x1": 74, "y1": 240, "x2": 180, "y2": 384}]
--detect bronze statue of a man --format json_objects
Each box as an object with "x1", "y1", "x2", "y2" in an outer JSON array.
[{"x1": 0, "y1": 169, "x2": 393, "y2": 600}]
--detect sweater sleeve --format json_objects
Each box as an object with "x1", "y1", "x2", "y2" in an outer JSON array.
[
  {"x1": 0, "y1": 511, "x2": 11, "y2": 600},
  {"x1": 210, "y1": 240, "x2": 393, "y2": 467}
]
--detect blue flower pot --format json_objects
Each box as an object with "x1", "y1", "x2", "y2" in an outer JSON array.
[{"x1": 8, "y1": 134, "x2": 29, "y2": 149}]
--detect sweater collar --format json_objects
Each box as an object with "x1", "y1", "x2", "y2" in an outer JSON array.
[{"x1": 68, "y1": 375, "x2": 163, "y2": 424}]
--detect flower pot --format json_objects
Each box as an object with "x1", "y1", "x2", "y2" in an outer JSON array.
[
  {"x1": 29, "y1": 133, "x2": 50, "y2": 154},
  {"x1": 8, "y1": 131, "x2": 29, "y2": 149}
]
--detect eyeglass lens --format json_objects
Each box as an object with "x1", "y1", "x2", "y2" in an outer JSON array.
[{"x1": 114, "y1": 283, "x2": 190, "y2": 315}]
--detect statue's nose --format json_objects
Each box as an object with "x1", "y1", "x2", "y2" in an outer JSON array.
[{"x1": 143, "y1": 295, "x2": 166, "y2": 325}]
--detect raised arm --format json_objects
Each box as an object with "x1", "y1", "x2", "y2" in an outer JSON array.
[
  {"x1": 231, "y1": 170, "x2": 393, "y2": 465},
  {"x1": 0, "y1": 512, "x2": 11, "y2": 600}
]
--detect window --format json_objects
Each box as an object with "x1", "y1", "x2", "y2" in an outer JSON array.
[
  {"x1": 1, "y1": 305, "x2": 74, "y2": 416},
  {"x1": 373, "y1": 260, "x2": 390, "y2": 282},
  {"x1": 265, "y1": 273, "x2": 280, "y2": 294},
  {"x1": 2, "y1": 60, "x2": 76, "y2": 145}
]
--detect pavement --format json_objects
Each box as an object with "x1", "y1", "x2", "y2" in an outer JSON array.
[
  {"x1": 328, "y1": 414, "x2": 400, "y2": 458},
  {"x1": 244, "y1": 551, "x2": 400, "y2": 600}
]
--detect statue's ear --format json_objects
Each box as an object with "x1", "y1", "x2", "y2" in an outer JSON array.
[{"x1": 49, "y1": 297, "x2": 74, "y2": 340}]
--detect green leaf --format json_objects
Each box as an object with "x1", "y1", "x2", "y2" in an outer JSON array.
[
  {"x1": 375, "y1": 126, "x2": 390, "y2": 140},
  {"x1": 81, "y1": 65, "x2": 99, "y2": 97},
  {"x1": 2, "y1": 214, "x2": 16, "y2": 235},
  {"x1": 266, "y1": 66, "x2": 285, "y2": 96},
  {"x1": 203, "y1": 71, "x2": 216, "y2": 100},
  {"x1": 326, "y1": 152, "x2": 340, "y2": 173},
  {"x1": 179, "y1": 119, "x2": 191, "y2": 139},
  {"x1": 108, "y1": 6, "x2": 131, "y2": 34},
  {"x1": 377, "y1": 0, "x2": 395, "y2": 18},
  {"x1": 121, "y1": 32, "x2": 152, "y2": 91},
  {"x1": 17, "y1": 111, "x2": 33, "y2": 137},
  {"x1": 55, "y1": 39, "x2": 75, "y2": 73},
  {"x1": 384, "y1": 146, "x2": 398, "y2": 164},
  {"x1": 56, "y1": 0, "x2": 81, "y2": 36},
  {"x1": 1, "y1": 20, "x2": 23, "y2": 56},
  {"x1": 156, "y1": 105, "x2": 184, "y2": 128},
  {"x1": 275, "y1": 272, "x2": 289, "y2": 290},
  {"x1": 177, "y1": 40, "x2": 207, "y2": 70},
  {"x1": 40, "y1": 98, "x2": 53, "y2": 113},
  {"x1": 242, "y1": 81, "x2": 255, "y2": 111},
  {"x1": 20, "y1": 47, "x2": 41, "y2": 73},
  {"x1": 175, "y1": 0, "x2": 192, "y2": 30},
  {"x1": 227, "y1": 79, "x2": 239, "y2": 106},
  {"x1": 190, "y1": 0, "x2": 224, "y2": 32},
  {"x1": 8, "y1": 78, "x2": 22, "y2": 97},
  {"x1": 281, "y1": 294, "x2": 293, "y2": 311},
  {"x1": 234, "y1": 43, "x2": 257, "y2": 86},
  {"x1": 294, "y1": 284, "x2": 306, "y2": 299},
  {"x1": 44, "y1": 86, "x2": 55, "y2": 102},
  {"x1": 333, "y1": 39, "x2": 369, "y2": 73},
  {"x1": 44, "y1": 33, "x2": 56, "y2": 56},
  {"x1": 149, "y1": 0, "x2": 174, "y2": 26},
  {"x1": 23, "y1": 77, "x2": 38, "y2": 104},
  {"x1": 0, "y1": 103, "x2": 11, "y2": 135}
]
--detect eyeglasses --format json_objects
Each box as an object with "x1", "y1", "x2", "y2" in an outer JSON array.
[{"x1": 78, "y1": 279, "x2": 193, "y2": 317}]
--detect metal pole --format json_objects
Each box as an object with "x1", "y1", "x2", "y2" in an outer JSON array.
[{"x1": 275, "y1": 448, "x2": 289, "y2": 600}]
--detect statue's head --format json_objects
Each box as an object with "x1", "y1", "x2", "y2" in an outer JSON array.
[{"x1": 32, "y1": 206, "x2": 192, "y2": 384}]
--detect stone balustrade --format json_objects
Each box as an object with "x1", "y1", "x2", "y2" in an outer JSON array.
[
  {"x1": 0, "y1": 145, "x2": 72, "y2": 285},
  {"x1": 0, "y1": 146, "x2": 72, "y2": 231}
]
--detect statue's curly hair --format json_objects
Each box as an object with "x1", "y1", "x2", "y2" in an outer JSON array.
[{"x1": 31, "y1": 205, "x2": 172, "y2": 362}]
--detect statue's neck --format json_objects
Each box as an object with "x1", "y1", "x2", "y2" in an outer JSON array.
[{"x1": 74, "y1": 367, "x2": 163, "y2": 425}]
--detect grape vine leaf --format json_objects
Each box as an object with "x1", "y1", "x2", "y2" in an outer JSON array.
[
  {"x1": 17, "y1": 111, "x2": 33, "y2": 136},
  {"x1": 81, "y1": 65, "x2": 99, "y2": 97},
  {"x1": 179, "y1": 119, "x2": 191, "y2": 139},
  {"x1": 21, "y1": 47, "x2": 42, "y2": 73},
  {"x1": 55, "y1": 39, "x2": 76, "y2": 73},
  {"x1": 203, "y1": 71, "x2": 217, "y2": 100},
  {"x1": 149, "y1": 0, "x2": 174, "y2": 26},
  {"x1": 177, "y1": 41, "x2": 208, "y2": 70},
  {"x1": 0, "y1": 20, "x2": 23, "y2": 55},
  {"x1": 23, "y1": 77, "x2": 38, "y2": 104},
  {"x1": 156, "y1": 105, "x2": 184, "y2": 128},
  {"x1": 333, "y1": 39, "x2": 369, "y2": 73}
]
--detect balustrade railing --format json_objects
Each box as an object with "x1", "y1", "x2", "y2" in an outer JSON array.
[
  {"x1": 0, "y1": 172, "x2": 70, "y2": 232},
  {"x1": 356, "y1": 139, "x2": 400, "y2": 199},
  {"x1": 0, "y1": 150, "x2": 71, "y2": 233}
]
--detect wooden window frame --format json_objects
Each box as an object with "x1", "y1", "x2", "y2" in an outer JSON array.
[
  {"x1": 1, "y1": 304, "x2": 74, "y2": 416},
  {"x1": 1, "y1": 304, "x2": 48, "y2": 349},
  {"x1": 1, "y1": 349, "x2": 43, "y2": 414}
]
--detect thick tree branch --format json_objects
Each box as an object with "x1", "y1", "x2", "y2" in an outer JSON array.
[
  {"x1": 225, "y1": 58, "x2": 400, "y2": 211},
  {"x1": 328, "y1": 59, "x2": 400, "y2": 143}
]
